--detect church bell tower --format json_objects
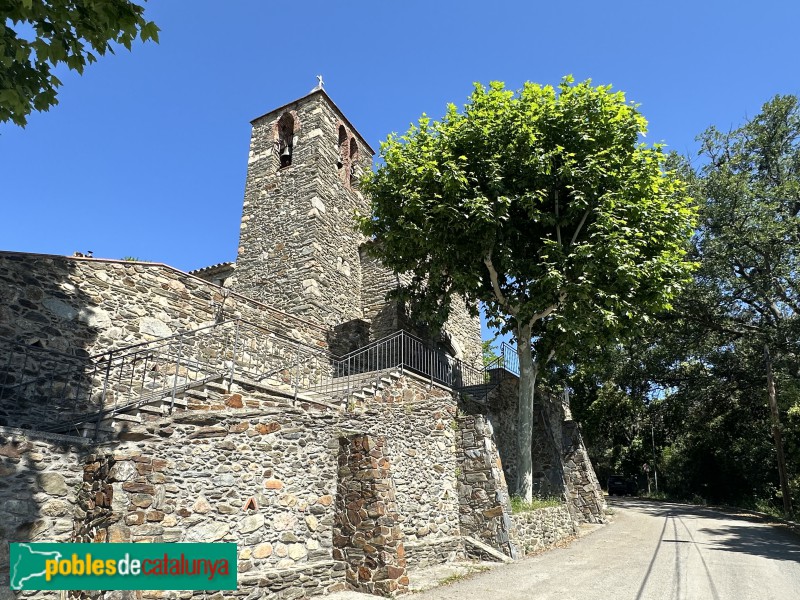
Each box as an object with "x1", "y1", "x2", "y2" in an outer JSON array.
[{"x1": 231, "y1": 88, "x2": 375, "y2": 328}]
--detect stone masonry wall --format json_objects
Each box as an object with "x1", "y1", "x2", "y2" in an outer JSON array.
[
  {"x1": 232, "y1": 90, "x2": 373, "y2": 327},
  {"x1": 456, "y1": 414, "x2": 517, "y2": 558},
  {"x1": 0, "y1": 252, "x2": 329, "y2": 428},
  {"x1": 91, "y1": 375, "x2": 464, "y2": 597},
  {"x1": 0, "y1": 428, "x2": 89, "y2": 592},
  {"x1": 0, "y1": 252, "x2": 327, "y2": 354},
  {"x1": 562, "y1": 421, "x2": 606, "y2": 524},
  {"x1": 71, "y1": 453, "x2": 116, "y2": 545},
  {"x1": 334, "y1": 434, "x2": 408, "y2": 596},
  {"x1": 359, "y1": 248, "x2": 403, "y2": 342},
  {"x1": 485, "y1": 374, "x2": 605, "y2": 523},
  {"x1": 511, "y1": 506, "x2": 577, "y2": 555}
]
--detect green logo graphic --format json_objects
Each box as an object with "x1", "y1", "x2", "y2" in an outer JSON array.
[{"x1": 10, "y1": 543, "x2": 237, "y2": 590}]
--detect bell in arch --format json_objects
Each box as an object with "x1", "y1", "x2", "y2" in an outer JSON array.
[{"x1": 280, "y1": 145, "x2": 292, "y2": 167}]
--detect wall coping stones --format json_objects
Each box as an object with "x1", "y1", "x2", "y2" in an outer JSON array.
[{"x1": 0, "y1": 250, "x2": 329, "y2": 334}]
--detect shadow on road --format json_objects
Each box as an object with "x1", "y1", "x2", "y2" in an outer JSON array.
[
  {"x1": 609, "y1": 497, "x2": 800, "y2": 564},
  {"x1": 698, "y1": 523, "x2": 800, "y2": 563}
]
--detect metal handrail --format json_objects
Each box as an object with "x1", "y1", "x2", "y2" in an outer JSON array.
[
  {"x1": 499, "y1": 342, "x2": 520, "y2": 376},
  {"x1": 1, "y1": 316, "x2": 525, "y2": 437},
  {"x1": 310, "y1": 329, "x2": 518, "y2": 404},
  {"x1": 0, "y1": 318, "x2": 334, "y2": 435}
]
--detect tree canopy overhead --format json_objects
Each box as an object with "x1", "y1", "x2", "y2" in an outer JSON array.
[
  {"x1": 360, "y1": 77, "x2": 697, "y2": 501},
  {"x1": 1, "y1": 0, "x2": 159, "y2": 127},
  {"x1": 568, "y1": 94, "x2": 800, "y2": 516}
]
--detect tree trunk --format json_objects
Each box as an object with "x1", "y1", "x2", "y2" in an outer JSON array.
[
  {"x1": 765, "y1": 344, "x2": 793, "y2": 517},
  {"x1": 516, "y1": 322, "x2": 536, "y2": 502}
]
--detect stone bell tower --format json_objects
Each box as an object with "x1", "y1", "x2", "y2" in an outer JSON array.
[{"x1": 231, "y1": 88, "x2": 374, "y2": 327}]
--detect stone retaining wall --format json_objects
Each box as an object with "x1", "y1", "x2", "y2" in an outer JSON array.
[
  {"x1": 486, "y1": 374, "x2": 606, "y2": 524},
  {"x1": 402, "y1": 537, "x2": 464, "y2": 569},
  {"x1": 0, "y1": 252, "x2": 328, "y2": 356},
  {"x1": 511, "y1": 505, "x2": 577, "y2": 555},
  {"x1": 0, "y1": 252, "x2": 330, "y2": 429},
  {"x1": 456, "y1": 415, "x2": 517, "y2": 558},
  {"x1": 0, "y1": 428, "x2": 89, "y2": 591}
]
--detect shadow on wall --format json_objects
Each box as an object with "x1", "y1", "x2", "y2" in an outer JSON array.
[
  {"x1": 486, "y1": 379, "x2": 566, "y2": 499},
  {"x1": 531, "y1": 401, "x2": 566, "y2": 498},
  {"x1": 0, "y1": 254, "x2": 105, "y2": 429},
  {"x1": 0, "y1": 255, "x2": 116, "y2": 590},
  {"x1": 0, "y1": 433, "x2": 89, "y2": 590}
]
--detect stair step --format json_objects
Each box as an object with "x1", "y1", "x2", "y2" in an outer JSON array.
[
  {"x1": 111, "y1": 413, "x2": 142, "y2": 423},
  {"x1": 205, "y1": 382, "x2": 230, "y2": 393}
]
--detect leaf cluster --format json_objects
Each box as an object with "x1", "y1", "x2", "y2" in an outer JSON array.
[
  {"x1": 690, "y1": 95, "x2": 800, "y2": 342},
  {"x1": 360, "y1": 77, "x2": 697, "y2": 361},
  {"x1": 1, "y1": 0, "x2": 159, "y2": 126}
]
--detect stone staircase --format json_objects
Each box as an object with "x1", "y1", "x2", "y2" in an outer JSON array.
[
  {"x1": 2, "y1": 322, "x2": 517, "y2": 441},
  {"x1": 50, "y1": 367, "x2": 412, "y2": 440}
]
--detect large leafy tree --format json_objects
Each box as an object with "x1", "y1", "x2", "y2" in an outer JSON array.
[
  {"x1": 1, "y1": 0, "x2": 159, "y2": 126},
  {"x1": 360, "y1": 78, "x2": 697, "y2": 501},
  {"x1": 571, "y1": 96, "x2": 800, "y2": 515},
  {"x1": 684, "y1": 95, "x2": 800, "y2": 514}
]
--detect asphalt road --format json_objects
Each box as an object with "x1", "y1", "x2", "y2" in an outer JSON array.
[{"x1": 415, "y1": 498, "x2": 800, "y2": 600}]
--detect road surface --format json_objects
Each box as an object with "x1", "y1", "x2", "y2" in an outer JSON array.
[{"x1": 415, "y1": 498, "x2": 800, "y2": 600}]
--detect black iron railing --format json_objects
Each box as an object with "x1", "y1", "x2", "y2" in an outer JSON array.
[
  {"x1": 0, "y1": 321, "x2": 523, "y2": 437},
  {"x1": 0, "y1": 319, "x2": 330, "y2": 435}
]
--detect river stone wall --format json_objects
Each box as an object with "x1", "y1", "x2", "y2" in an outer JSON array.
[
  {"x1": 0, "y1": 428, "x2": 89, "y2": 592},
  {"x1": 485, "y1": 374, "x2": 606, "y2": 524},
  {"x1": 511, "y1": 505, "x2": 577, "y2": 555},
  {"x1": 455, "y1": 414, "x2": 517, "y2": 558}
]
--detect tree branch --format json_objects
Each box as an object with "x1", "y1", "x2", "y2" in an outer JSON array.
[
  {"x1": 555, "y1": 190, "x2": 562, "y2": 246},
  {"x1": 570, "y1": 209, "x2": 591, "y2": 246},
  {"x1": 484, "y1": 253, "x2": 517, "y2": 316},
  {"x1": 528, "y1": 291, "x2": 566, "y2": 326}
]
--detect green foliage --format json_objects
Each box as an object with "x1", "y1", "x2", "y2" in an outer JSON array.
[
  {"x1": 360, "y1": 77, "x2": 696, "y2": 500},
  {"x1": 572, "y1": 94, "x2": 800, "y2": 514},
  {"x1": 481, "y1": 339, "x2": 497, "y2": 365},
  {"x1": 1, "y1": 0, "x2": 159, "y2": 126},
  {"x1": 360, "y1": 78, "x2": 697, "y2": 359},
  {"x1": 509, "y1": 495, "x2": 562, "y2": 513}
]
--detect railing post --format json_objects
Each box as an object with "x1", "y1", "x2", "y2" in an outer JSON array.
[
  {"x1": 229, "y1": 320, "x2": 240, "y2": 391},
  {"x1": 94, "y1": 353, "x2": 113, "y2": 440},
  {"x1": 293, "y1": 341, "x2": 300, "y2": 406},
  {"x1": 400, "y1": 333, "x2": 405, "y2": 375},
  {"x1": 169, "y1": 335, "x2": 183, "y2": 414},
  {"x1": 346, "y1": 365, "x2": 351, "y2": 410},
  {"x1": 430, "y1": 344, "x2": 434, "y2": 386}
]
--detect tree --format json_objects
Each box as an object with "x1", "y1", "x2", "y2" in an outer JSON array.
[
  {"x1": 360, "y1": 78, "x2": 697, "y2": 501},
  {"x1": 1, "y1": 0, "x2": 159, "y2": 126},
  {"x1": 685, "y1": 95, "x2": 800, "y2": 514}
]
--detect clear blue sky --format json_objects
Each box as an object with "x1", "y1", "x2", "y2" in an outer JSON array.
[{"x1": 2, "y1": 1, "x2": 798, "y2": 284}]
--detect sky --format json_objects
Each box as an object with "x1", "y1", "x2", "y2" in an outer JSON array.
[{"x1": 2, "y1": 0, "x2": 799, "y2": 339}]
